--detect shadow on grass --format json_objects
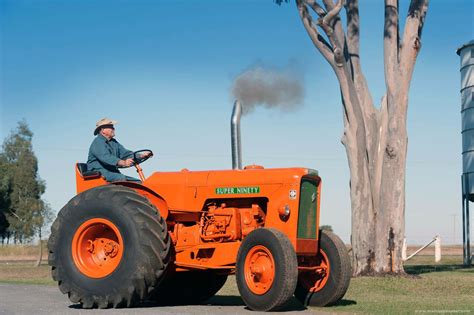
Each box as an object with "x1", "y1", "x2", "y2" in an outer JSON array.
[
  {"x1": 405, "y1": 264, "x2": 470, "y2": 275},
  {"x1": 329, "y1": 299, "x2": 357, "y2": 307}
]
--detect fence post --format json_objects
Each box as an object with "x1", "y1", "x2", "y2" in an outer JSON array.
[{"x1": 434, "y1": 236, "x2": 441, "y2": 263}]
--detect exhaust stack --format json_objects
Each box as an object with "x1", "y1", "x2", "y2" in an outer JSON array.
[{"x1": 231, "y1": 100, "x2": 242, "y2": 170}]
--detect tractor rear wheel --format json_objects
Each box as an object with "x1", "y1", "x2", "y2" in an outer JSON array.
[
  {"x1": 152, "y1": 270, "x2": 228, "y2": 305},
  {"x1": 47, "y1": 185, "x2": 171, "y2": 308},
  {"x1": 236, "y1": 228, "x2": 298, "y2": 311},
  {"x1": 294, "y1": 230, "x2": 351, "y2": 307}
]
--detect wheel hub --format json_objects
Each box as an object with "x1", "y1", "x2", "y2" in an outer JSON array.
[
  {"x1": 72, "y1": 218, "x2": 124, "y2": 278},
  {"x1": 244, "y1": 245, "x2": 275, "y2": 295},
  {"x1": 299, "y1": 249, "x2": 330, "y2": 293}
]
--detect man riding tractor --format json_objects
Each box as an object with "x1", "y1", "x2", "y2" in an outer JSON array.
[{"x1": 87, "y1": 118, "x2": 151, "y2": 182}]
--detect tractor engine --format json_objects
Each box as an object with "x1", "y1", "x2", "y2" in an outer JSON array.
[{"x1": 200, "y1": 203, "x2": 265, "y2": 242}]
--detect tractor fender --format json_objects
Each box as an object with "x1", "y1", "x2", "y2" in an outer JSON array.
[{"x1": 112, "y1": 182, "x2": 169, "y2": 220}]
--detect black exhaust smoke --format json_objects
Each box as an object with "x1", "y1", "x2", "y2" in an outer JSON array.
[{"x1": 231, "y1": 62, "x2": 305, "y2": 115}]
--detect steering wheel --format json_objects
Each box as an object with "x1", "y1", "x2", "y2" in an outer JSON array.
[{"x1": 133, "y1": 149, "x2": 154, "y2": 165}]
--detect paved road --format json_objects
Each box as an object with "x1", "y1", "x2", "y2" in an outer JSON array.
[{"x1": 0, "y1": 284, "x2": 322, "y2": 315}]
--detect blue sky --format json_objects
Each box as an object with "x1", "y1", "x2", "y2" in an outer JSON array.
[{"x1": 1, "y1": 0, "x2": 473, "y2": 244}]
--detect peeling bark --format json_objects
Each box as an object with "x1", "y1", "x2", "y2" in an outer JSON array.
[{"x1": 295, "y1": 0, "x2": 429, "y2": 275}]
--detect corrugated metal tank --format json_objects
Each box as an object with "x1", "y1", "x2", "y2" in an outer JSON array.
[{"x1": 459, "y1": 40, "x2": 474, "y2": 200}]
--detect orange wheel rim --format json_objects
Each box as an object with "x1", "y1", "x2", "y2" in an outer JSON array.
[
  {"x1": 72, "y1": 218, "x2": 124, "y2": 278},
  {"x1": 244, "y1": 245, "x2": 275, "y2": 295},
  {"x1": 300, "y1": 249, "x2": 330, "y2": 292}
]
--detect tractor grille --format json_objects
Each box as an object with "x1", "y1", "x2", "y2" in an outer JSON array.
[{"x1": 297, "y1": 178, "x2": 318, "y2": 239}]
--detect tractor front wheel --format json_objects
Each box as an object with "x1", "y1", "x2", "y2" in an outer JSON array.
[
  {"x1": 294, "y1": 230, "x2": 351, "y2": 307},
  {"x1": 236, "y1": 228, "x2": 298, "y2": 311},
  {"x1": 48, "y1": 185, "x2": 171, "y2": 308}
]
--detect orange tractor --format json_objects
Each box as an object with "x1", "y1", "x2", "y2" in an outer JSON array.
[{"x1": 48, "y1": 102, "x2": 351, "y2": 311}]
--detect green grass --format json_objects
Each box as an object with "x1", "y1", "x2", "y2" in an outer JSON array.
[
  {"x1": 0, "y1": 262, "x2": 55, "y2": 285},
  {"x1": 1, "y1": 255, "x2": 472, "y2": 314},
  {"x1": 305, "y1": 256, "x2": 474, "y2": 314},
  {"x1": 214, "y1": 256, "x2": 474, "y2": 314},
  {"x1": 318, "y1": 269, "x2": 473, "y2": 314}
]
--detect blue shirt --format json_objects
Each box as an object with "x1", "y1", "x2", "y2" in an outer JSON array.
[{"x1": 87, "y1": 135, "x2": 134, "y2": 182}]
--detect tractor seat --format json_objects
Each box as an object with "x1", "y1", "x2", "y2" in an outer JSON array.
[{"x1": 76, "y1": 163, "x2": 102, "y2": 179}]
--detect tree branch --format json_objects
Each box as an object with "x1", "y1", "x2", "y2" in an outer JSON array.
[
  {"x1": 384, "y1": 0, "x2": 400, "y2": 95},
  {"x1": 321, "y1": 0, "x2": 346, "y2": 53},
  {"x1": 399, "y1": 0, "x2": 429, "y2": 98},
  {"x1": 343, "y1": 0, "x2": 377, "y2": 177},
  {"x1": 336, "y1": 70, "x2": 359, "y2": 129},
  {"x1": 296, "y1": 0, "x2": 336, "y2": 66},
  {"x1": 305, "y1": 0, "x2": 343, "y2": 58},
  {"x1": 322, "y1": 0, "x2": 344, "y2": 26},
  {"x1": 297, "y1": 0, "x2": 362, "y2": 132},
  {"x1": 303, "y1": 0, "x2": 327, "y2": 17},
  {"x1": 343, "y1": 0, "x2": 374, "y2": 109},
  {"x1": 345, "y1": 0, "x2": 359, "y2": 59},
  {"x1": 297, "y1": 1, "x2": 372, "y2": 181},
  {"x1": 314, "y1": 0, "x2": 345, "y2": 66}
]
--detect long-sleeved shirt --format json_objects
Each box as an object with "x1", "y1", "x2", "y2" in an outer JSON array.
[{"x1": 87, "y1": 134, "x2": 136, "y2": 182}]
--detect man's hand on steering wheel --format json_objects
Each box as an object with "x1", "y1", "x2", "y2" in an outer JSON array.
[
  {"x1": 140, "y1": 152, "x2": 152, "y2": 159},
  {"x1": 133, "y1": 149, "x2": 154, "y2": 165},
  {"x1": 118, "y1": 158, "x2": 134, "y2": 168}
]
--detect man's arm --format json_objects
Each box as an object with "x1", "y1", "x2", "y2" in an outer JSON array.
[{"x1": 117, "y1": 142, "x2": 134, "y2": 160}]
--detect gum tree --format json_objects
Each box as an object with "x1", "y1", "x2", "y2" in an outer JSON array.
[
  {"x1": 2, "y1": 121, "x2": 46, "y2": 243},
  {"x1": 278, "y1": 0, "x2": 429, "y2": 275},
  {"x1": 0, "y1": 155, "x2": 11, "y2": 243}
]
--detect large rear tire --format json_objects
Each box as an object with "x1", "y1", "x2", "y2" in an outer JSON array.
[
  {"x1": 294, "y1": 230, "x2": 351, "y2": 307},
  {"x1": 47, "y1": 185, "x2": 171, "y2": 308},
  {"x1": 152, "y1": 270, "x2": 228, "y2": 305},
  {"x1": 236, "y1": 228, "x2": 298, "y2": 311}
]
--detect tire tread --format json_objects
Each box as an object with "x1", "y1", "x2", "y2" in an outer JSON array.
[{"x1": 48, "y1": 185, "x2": 171, "y2": 308}]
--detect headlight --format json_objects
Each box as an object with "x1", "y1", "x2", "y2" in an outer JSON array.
[{"x1": 278, "y1": 204, "x2": 290, "y2": 221}]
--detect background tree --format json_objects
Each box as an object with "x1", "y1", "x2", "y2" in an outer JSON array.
[
  {"x1": 320, "y1": 225, "x2": 334, "y2": 232},
  {"x1": 1, "y1": 120, "x2": 46, "y2": 243},
  {"x1": 0, "y1": 154, "x2": 12, "y2": 244},
  {"x1": 277, "y1": 0, "x2": 429, "y2": 274},
  {"x1": 32, "y1": 200, "x2": 54, "y2": 267}
]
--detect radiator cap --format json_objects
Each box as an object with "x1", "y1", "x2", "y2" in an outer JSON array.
[{"x1": 244, "y1": 164, "x2": 264, "y2": 170}]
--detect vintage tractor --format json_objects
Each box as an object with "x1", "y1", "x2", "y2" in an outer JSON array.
[{"x1": 48, "y1": 102, "x2": 351, "y2": 311}]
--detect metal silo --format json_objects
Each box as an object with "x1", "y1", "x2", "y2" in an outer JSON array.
[{"x1": 459, "y1": 39, "x2": 474, "y2": 266}]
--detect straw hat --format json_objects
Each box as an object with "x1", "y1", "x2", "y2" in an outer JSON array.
[{"x1": 94, "y1": 118, "x2": 118, "y2": 135}]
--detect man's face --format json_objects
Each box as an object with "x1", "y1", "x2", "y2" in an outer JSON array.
[{"x1": 100, "y1": 125, "x2": 115, "y2": 139}]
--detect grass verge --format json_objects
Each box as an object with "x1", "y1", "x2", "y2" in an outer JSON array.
[
  {"x1": 306, "y1": 255, "x2": 473, "y2": 314},
  {"x1": 0, "y1": 242, "x2": 48, "y2": 261},
  {"x1": 0, "y1": 262, "x2": 54, "y2": 285},
  {"x1": 0, "y1": 253, "x2": 472, "y2": 314},
  {"x1": 215, "y1": 255, "x2": 474, "y2": 314}
]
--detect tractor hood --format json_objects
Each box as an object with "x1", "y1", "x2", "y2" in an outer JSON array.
[{"x1": 143, "y1": 167, "x2": 319, "y2": 212}]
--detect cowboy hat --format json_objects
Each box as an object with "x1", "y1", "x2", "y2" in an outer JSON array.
[{"x1": 94, "y1": 118, "x2": 118, "y2": 135}]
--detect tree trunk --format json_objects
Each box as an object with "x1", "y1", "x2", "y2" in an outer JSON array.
[
  {"x1": 348, "y1": 96, "x2": 409, "y2": 275},
  {"x1": 295, "y1": 0, "x2": 428, "y2": 276},
  {"x1": 35, "y1": 229, "x2": 42, "y2": 267}
]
